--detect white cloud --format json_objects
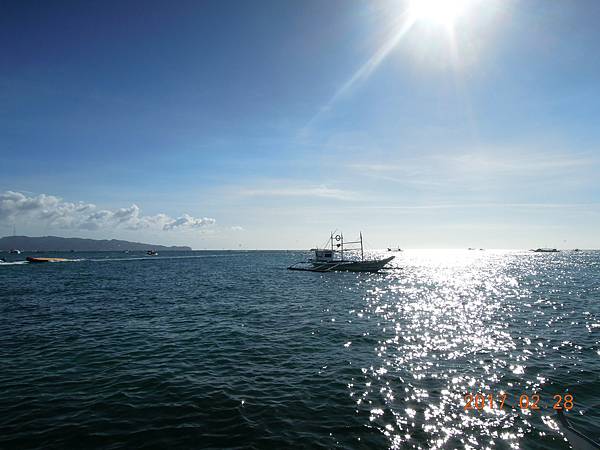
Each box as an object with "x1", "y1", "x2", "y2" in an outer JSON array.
[
  {"x1": 0, "y1": 191, "x2": 216, "y2": 233},
  {"x1": 162, "y1": 214, "x2": 216, "y2": 230}
]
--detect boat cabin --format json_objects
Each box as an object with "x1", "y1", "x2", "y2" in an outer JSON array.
[{"x1": 311, "y1": 248, "x2": 335, "y2": 262}]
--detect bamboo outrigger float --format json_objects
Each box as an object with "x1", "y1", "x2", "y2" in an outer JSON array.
[{"x1": 288, "y1": 232, "x2": 394, "y2": 273}]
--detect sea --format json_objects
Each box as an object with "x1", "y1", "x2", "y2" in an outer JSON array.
[{"x1": 1, "y1": 249, "x2": 599, "y2": 449}]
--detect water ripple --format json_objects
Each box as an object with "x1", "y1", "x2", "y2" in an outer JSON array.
[{"x1": 1, "y1": 250, "x2": 599, "y2": 448}]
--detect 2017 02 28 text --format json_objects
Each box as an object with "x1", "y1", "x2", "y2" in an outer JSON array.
[{"x1": 463, "y1": 393, "x2": 574, "y2": 411}]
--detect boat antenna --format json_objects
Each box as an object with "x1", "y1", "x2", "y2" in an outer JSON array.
[{"x1": 360, "y1": 231, "x2": 364, "y2": 261}]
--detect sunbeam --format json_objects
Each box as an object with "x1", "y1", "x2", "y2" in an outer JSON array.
[
  {"x1": 304, "y1": 13, "x2": 417, "y2": 131},
  {"x1": 304, "y1": 0, "x2": 481, "y2": 131}
]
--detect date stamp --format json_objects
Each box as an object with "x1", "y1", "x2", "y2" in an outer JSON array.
[{"x1": 464, "y1": 393, "x2": 574, "y2": 411}]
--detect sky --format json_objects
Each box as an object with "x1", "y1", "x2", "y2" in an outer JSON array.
[{"x1": 1, "y1": 0, "x2": 600, "y2": 249}]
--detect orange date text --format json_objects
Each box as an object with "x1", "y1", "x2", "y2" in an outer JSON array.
[{"x1": 463, "y1": 393, "x2": 574, "y2": 411}]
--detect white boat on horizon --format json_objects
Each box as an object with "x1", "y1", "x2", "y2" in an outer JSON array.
[{"x1": 288, "y1": 232, "x2": 395, "y2": 273}]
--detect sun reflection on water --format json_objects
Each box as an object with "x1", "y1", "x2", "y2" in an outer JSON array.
[{"x1": 347, "y1": 249, "x2": 598, "y2": 449}]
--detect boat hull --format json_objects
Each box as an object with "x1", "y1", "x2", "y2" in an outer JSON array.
[
  {"x1": 26, "y1": 257, "x2": 67, "y2": 263},
  {"x1": 289, "y1": 256, "x2": 395, "y2": 273}
]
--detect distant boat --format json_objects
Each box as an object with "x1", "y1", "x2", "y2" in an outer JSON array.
[
  {"x1": 532, "y1": 248, "x2": 559, "y2": 253},
  {"x1": 26, "y1": 257, "x2": 67, "y2": 263},
  {"x1": 9, "y1": 249, "x2": 21, "y2": 254},
  {"x1": 146, "y1": 250, "x2": 158, "y2": 256},
  {"x1": 289, "y1": 232, "x2": 394, "y2": 273},
  {"x1": 387, "y1": 246, "x2": 402, "y2": 252}
]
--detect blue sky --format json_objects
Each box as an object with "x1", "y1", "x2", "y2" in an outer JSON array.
[{"x1": 1, "y1": 0, "x2": 599, "y2": 249}]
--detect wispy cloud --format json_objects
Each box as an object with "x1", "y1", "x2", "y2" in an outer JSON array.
[
  {"x1": 237, "y1": 185, "x2": 356, "y2": 201},
  {"x1": 354, "y1": 150, "x2": 594, "y2": 174},
  {"x1": 358, "y1": 202, "x2": 600, "y2": 210},
  {"x1": 0, "y1": 191, "x2": 215, "y2": 232},
  {"x1": 349, "y1": 150, "x2": 598, "y2": 190},
  {"x1": 437, "y1": 151, "x2": 595, "y2": 173}
]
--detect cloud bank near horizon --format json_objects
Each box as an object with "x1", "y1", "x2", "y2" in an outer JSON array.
[{"x1": 0, "y1": 191, "x2": 215, "y2": 232}]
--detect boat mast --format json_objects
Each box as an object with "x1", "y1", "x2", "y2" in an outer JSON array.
[
  {"x1": 340, "y1": 232, "x2": 344, "y2": 261},
  {"x1": 331, "y1": 232, "x2": 334, "y2": 253},
  {"x1": 360, "y1": 231, "x2": 364, "y2": 261}
]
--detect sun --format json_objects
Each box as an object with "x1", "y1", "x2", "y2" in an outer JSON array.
[{"x1": 407, "y1": 0, "x2": 474, "y2": 28}]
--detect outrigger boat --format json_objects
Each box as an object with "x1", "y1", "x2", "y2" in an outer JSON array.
[{"x1": 288, "y1": 232, "x2": 394, "y2": 273}]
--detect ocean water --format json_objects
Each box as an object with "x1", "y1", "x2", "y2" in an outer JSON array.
[{"x1": 1, "y1": 250, "x2": 599, "y2": 449}]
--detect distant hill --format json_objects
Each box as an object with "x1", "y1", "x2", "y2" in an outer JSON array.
[{"x1": 0, "y1": 236, "x2": 191, "y2": 252}]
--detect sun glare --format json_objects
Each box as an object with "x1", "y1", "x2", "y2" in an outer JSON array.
[{"x1": 408, "y1": 0, "x2": 473, "y2": 28}]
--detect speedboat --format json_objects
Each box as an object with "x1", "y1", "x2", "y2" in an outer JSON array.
[
  {"x1": 289, "y1": 232, "x2": 395, "y2": 273},
  {"x1": 146, "y1": 250, "x2": 158, "y2": 256},
  {"x1": 26, "y1": 257, "x2": 67, "y2": 263},
  {"x1": 9, "y1": 249, "x2": 21, "y2": 254}
]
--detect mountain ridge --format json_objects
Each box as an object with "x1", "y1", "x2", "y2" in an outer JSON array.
[{"x1": 0, "y1": 236, "x2": 191, "y2": 251}]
